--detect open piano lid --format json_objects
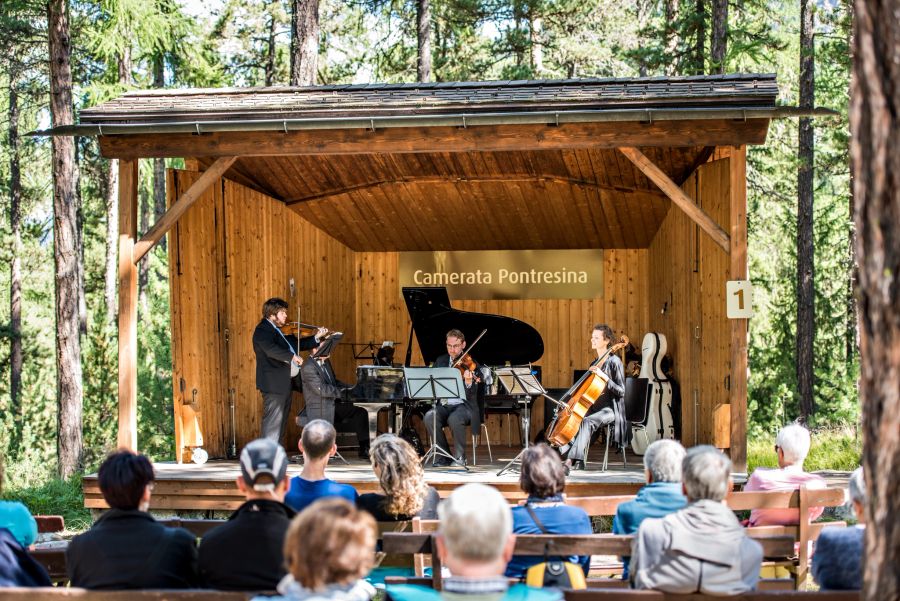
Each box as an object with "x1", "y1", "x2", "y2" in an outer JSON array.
[{"x1": 403, "y1": 287, "x2": 544, "y2": 366}]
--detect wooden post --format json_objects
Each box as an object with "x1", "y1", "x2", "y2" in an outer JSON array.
[
  {"x1": 619, "y1": 146, "x2": 731, "y2": 252},
  {"x1": 118, "y1": 159, "x2": 139, "y2": 450},
  {"x1": 729, "y1": 146, "x2": 748, "y2": 471}
]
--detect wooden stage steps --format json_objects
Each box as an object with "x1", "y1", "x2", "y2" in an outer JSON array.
[{"x1": 82, "y1": 453, "x2": 651, "y2": 512}]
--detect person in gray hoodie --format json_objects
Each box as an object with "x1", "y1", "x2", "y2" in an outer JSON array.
[{"x1": 629, "y1": 445, "x2": 763, "y2": 595}]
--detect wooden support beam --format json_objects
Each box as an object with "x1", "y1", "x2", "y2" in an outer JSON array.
[
  {"x1": 619, "y1": 146, "x2": 731, "y2": 252},
  {"x1": 729, "y1": 145, "x2": 749, "y2": 471},
  {"x1": 117, "y1": 159, "x2": 139, "y2": 451},
  {"x1": 133, "y1": 156, "x2": 235, "y2": 263},
  {"x1": 284, "y1": 174, "x2": 666, "y2": 205},
  {"x1": 98, "y1": 119, "x2": 772, "y2": 159}
]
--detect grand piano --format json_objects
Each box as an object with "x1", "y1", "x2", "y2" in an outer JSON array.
[{"x1": 345, "y1": 287, "x2": 545, "y2": 448}]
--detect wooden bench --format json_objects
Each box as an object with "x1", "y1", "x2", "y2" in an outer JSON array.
[
  {"x1": 34, "y1": 516, "x2": 65, "y2": 534},
  {"x1": 569, "y1": 486, "x2": 847, "y2": 589},
  {"x1": 30, "y1": 518, "x2": 412, "y2": 585},
  {"x1": 563, "y1": 590, "x2": 860, "y2": 600},
  {"x1": 0, "y1": 590, "x2": 256, "y2": 600},
  {"x1": 381, "y1": 532, "x2": 795, "y2": 591}
]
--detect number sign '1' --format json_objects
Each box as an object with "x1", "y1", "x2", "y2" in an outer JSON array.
[{"x1": 726, "y1": 280, "x2": 754, "y2": 319}]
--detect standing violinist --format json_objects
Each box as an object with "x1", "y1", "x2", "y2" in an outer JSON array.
[
  {"x1": 560, "y1": 324, "x2": 628, "y2": 472},
  {"x1": 253, "y1": 298, "x2": 327, "y2": 444},
  {"x1": 423, "y1": 329, "x2": 482, "y2": 466}
]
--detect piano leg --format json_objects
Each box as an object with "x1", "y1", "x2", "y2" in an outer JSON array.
[{"x1": 355, "y1": 402, "x2": 392, "y2": 447}]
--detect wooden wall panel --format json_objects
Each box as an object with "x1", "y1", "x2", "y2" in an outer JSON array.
[
  {"x1": 170, "y1": 170, "x2": 356, "y2": 459},
  {"x1": 168, "y1": 170, "x2": 227, "y2": 461},
  {"x1": 353, "y1": 250, "x2": 649, "y2": 443},
  {"x1": 648, "y1": 158, "x2": 731, "y2": 448}
]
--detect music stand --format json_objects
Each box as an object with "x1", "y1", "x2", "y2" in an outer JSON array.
[
  {"x1": 403, "y1": 367, "x2": 468, "y2": 470},
  {"x1": 495, "y1": 367, "x2": 546, "y2": 476}
]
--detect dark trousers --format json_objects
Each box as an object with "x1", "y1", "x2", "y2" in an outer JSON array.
[
  {"x1": 560, "y1": 407, "x2": 615, "y2": 462},
  {"x1": 334, "y1": 403, "x2": 370, "y2": 448},
  {"x1": 261, "y1": 390, "x2": 293, "y2": 443},
  {"x1": 424, "y1": 403, "x2": 472, "y2": 459}
]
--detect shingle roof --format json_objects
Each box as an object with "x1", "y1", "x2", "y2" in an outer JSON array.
[{"x1": 80, "y1": 74, "x2": 778, "y2": 125}]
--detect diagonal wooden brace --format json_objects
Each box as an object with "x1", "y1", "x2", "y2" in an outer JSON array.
[
  {"x1": 132, "y1": 156, "x2": 236, "y2": 263},
  {"x1": 619, "y1": 146, "x2": 731, "y2": 252}
]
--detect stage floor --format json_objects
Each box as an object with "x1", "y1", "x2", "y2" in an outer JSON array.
[{"x1": 83, "y1": 449, "x2": 659, "y2": 512}]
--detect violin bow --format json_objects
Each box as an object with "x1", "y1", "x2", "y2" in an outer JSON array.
[{"x1": 452, "y1": 328, "x2": 488, "y2": 368}]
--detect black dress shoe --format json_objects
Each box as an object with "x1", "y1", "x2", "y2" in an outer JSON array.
[
  {"x1": 571, "y1": 459, "x2": 585, "y2": 471},
  {"x1": 358, "y1": 447, "x2": 370, "y2": 460},
  {"x1": 432, "y1": 457, "x2": 453, "y2": 467}
]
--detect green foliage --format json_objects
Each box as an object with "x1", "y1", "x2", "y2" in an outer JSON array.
[
  {"x1": 1, "y1": 470, "x2": 91, "y2": 532},
  {"x1": 0, "y1": 0, "x2": 860, "y2": 506}
]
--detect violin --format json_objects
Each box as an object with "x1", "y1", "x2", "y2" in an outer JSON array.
[
  {"x1": 279, "y1": 321, "x2": 327, "y2": 338},
  {"x1": 546, "y1": 336, "x2": 629, "y2": 447},
  {"x1": 451, "y1": 329, "x2": 487, "y2": 383}
]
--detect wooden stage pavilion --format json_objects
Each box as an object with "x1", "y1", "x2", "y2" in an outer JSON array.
[{"x1": 49, "y1": 73, "x2": 827, "y2": 510}]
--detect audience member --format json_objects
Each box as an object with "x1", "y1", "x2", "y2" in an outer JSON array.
[
  {"x1": 259, "y1": 498, "x2": 377, "y2": 601},
  {"x1": 285, "y1": 420, "x2": 358, "y2": 513},
  {"x1": 199, "y1": 438, "x2": 296, "y2": 590},
  {"x1": 630, "y1": 445, "x2": 762, "y2": 595},
  {"x1": 811, "y1": 467, "x2": 865, "y2": 590},
  {"x1": 744, "y1": 423, "x2": 826, "y2": 525},
  {"x1": 505, "y1": 444, "x2": 591, "y2": 579},
  {"x1": 613, "y1": 439, "x2": 687, "y2": 579},
  {"x1": 358, "y1": 434, "x2": 439, "y2": 521},
  {"x1": 66, "y1": 450, "x2": 198, "y2": 589},
  {"x1": 0, "y1": 459, "x2": 37, "y2": 549},
  {"x1": 389, "y1": 483, "x2": 561, "y2": 601}
]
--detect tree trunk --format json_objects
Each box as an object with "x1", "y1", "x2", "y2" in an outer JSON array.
[
  {"x1": 7, "y1": 78, "x2": 23, "y2": 425},
  {"x1": 265, "y1": 10, "x2": 277, "y2": 86},
  {"x1": 104, "y1": 160, "x2": 118, "y2": 323},
  {"x1": 797, "y1": 0, "x2": 816, "y2": 422},
  {"x1": 693, "y1": 0, "x2": 706, "y2": 74},
  {"x1": 289, "y1": 0, "x2": 319, "y2": 86},
  {"x1": 851, "y1": 0, "x2": 900, "y2": 598},
  {"x1": 529, "y1": 15, "x2": 543, "y2": 75},
  {"x1": 416, "y1": 0, "x2": 431, "y2": 82},
  {"x1": 49, "y1": 0, "x2": 83, "y2": 479},
  {"x1": 153, "y1": 53, "x2": 166, "y2": 250},
  {"x1": 710, "y1": 0, "x2": 727, "y2": 73},
  {"x1": 665, "y1": 0, "x2": 679, "y2": 74}
]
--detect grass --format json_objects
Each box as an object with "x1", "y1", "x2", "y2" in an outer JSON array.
[
  {"x1": 747, "y1": 427, "x2": 861, "y2": 473},
  {"x1": 1, "y1": 474, "x2": 92, "y2": 532}
]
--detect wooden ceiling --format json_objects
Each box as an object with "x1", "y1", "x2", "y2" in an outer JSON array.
[{"x1": 198, "y1": 145, "x2": 711, "y2": 251}]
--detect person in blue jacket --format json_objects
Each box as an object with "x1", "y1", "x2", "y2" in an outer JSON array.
[
  {"x1": 811, "y1": 467, "x2": 865, "y2": 590},
  {"x1": 612, "y1": 439, "x2": 687, "y2": 579},
  {"x1": 505, "y1": 444, "x2": 592, "y2": 579}
]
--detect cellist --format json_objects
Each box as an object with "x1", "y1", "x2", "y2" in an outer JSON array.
[{"x1": 561, "y1": 324, "x2": 628, "y2": 472}]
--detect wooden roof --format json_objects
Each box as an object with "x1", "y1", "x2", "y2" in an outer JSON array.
[
  {"x1": 82, "y1": 75, "x2": 779, "y2": 252},
  {"x1": 81, "y1": 74, "x2": 778, "y2": 124}
]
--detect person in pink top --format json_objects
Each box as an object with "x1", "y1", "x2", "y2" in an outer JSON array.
[{"x1": 744, "y1": 423, "x2": 826, "y2": 526}]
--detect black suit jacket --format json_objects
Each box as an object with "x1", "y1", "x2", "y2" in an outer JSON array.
[
  {"x1": 299, "y1": 358, "x2": 348, "y2": 424},
  {"x1": 66, "y1": 509, "x2": 198, "y2": 590},
  {"x1": 198, "y1": 499, "x2": 296, "y2": 591},
  {"x1": 252, "y1": 319, "x2": 317, "y2": 396},
  {"x1": 432, "y1": 353, "x2": 482, "y2": 431}
]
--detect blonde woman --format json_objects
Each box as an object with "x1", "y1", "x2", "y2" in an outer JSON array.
[
  {"x1": 258, "y1": 498, "x2": 376, "y2": 601},
  {"x1": 358, "y1": 434, "x2": 440, "y2": 521}
]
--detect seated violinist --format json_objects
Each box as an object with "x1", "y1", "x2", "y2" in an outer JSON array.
[
  {"x1": 559, "y1": 324, "x2": 629, "y2": 472},
  {"x1": 424, "y1": 329, "x2": 481, "y2": 467}
]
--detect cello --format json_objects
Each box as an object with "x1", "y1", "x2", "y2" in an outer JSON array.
[{"x1": 546, "y1": 336, "x2": 629, "y2": 447}]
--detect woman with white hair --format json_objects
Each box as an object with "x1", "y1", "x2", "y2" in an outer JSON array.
[
  {"x1": 743, "y1": 423, "x2": 826, "y2": 526},
  {"x1": 612, "y1": 440, "x2": 687, "y2": 579},
  {"x1": 630, "y1": 446, "x2": 763, "y2": 595},
  {"x1": 811, "y1": 467, "x2": 865, "y2": 590}
]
